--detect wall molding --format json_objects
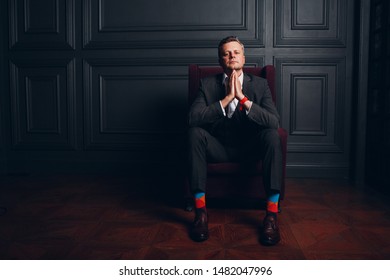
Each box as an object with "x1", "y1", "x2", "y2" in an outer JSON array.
[
  {"x1": 83, "y1": 0, "x2": 265, "y2": 49},
  {"x1": 274, "y1": 0, "x2": 347, "y2": 47},
  {"x1": 9, "y1": 0, "x2": 75, "y2": 50},
  {"x1": 9, "y1": 58, "x2": 76, "y2": 150},
  {"x1": 275, "y1": 56, "x2": 346, "y2": 154}
]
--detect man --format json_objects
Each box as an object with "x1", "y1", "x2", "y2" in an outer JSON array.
[{"x1": 188, "y1": 36, "x2": 283, "y2": 246}]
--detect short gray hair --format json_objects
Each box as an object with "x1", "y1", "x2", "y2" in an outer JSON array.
[{"x1": 218, "y1": 36, "x2": 245, "y2": 57}]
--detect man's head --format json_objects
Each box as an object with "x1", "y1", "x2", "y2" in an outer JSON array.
[{"x1": 218, "y1": 36, "x2": 246, "y2": 75}]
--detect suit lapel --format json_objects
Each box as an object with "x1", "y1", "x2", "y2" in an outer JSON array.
[
  {"x1": 214, "y1": 74, "x2": 226, "y2": 101},
  {"x1": 242, "y1": 73, "x2": 252, "y2": 99}
]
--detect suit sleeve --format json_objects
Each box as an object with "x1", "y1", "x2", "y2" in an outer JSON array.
[
  {"x1": 247, "y1": 79, "x2": 280, "y2": 129},
  {"x1": 188, "y1": 79, "x2": 224, "y2": 127}
]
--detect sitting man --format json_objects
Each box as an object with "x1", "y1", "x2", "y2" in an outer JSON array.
[{"x1": 187, "y1": 36, "x2": 283, "y2": 246}]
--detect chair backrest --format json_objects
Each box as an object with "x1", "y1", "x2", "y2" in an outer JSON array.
[{"x1": 188, "y1": 64, "x2": 276, "y2": 106}]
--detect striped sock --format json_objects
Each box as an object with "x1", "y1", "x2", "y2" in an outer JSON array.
[
  {"x1": 194, "y1": 192, "x2": 206, "y2": 210},
  {"x1": 267, "y1": 192, "x2": 280, "y2": 214}
]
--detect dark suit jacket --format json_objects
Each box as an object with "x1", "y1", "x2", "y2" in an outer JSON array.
[{"x1": 189, "y1": 73, "x2": 280, "y2": 141}]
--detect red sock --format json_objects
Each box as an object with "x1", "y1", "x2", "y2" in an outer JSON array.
[
  {"x1": 267, "y1": 192, "x2": 280, "y2": 214},
  {"x1": 194, "y1": 192, "x2": 206, "y2": 210}
]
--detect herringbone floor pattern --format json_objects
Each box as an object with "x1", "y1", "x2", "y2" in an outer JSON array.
[{"x1": 0, "y1": 174, "x2": 389, "y2": 259}]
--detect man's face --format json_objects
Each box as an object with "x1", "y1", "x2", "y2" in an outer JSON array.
[{"x1": 219, "y1": 41, "x2": 245, "y2": 73}]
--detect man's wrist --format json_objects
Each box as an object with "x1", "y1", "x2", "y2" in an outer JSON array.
[
  {"x1": 239, "y1": 96, "x2": 249, "y2": 104},
  {"x1": 237, "y1": 93, "x2": 247, "y2": 101}
]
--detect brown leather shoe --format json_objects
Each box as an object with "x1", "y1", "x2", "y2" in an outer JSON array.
[
  {"x1": 190, "y1": 209, "x2": 209, "y2": 242},
  {"x1": 260, "y1": 214, "x2": 280, "y2": 246}
]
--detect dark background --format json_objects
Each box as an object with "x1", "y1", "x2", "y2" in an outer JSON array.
[{"x1": 0, "y1": 0, "x2": 389, "y2": 192}]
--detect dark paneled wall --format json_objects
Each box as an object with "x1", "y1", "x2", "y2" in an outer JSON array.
[
  {"x1": 366, "y1": 0, "x2": 390, "y2": 191},
  {"x1": 0, "y1": 0, "x2": 6, "y2": 173},
  {"x1": 1, "y1": 0, "x2": 357, "y2": 177}
]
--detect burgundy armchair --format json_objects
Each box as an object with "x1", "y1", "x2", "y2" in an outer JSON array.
[{"x1": 185, "y1": 64, "x2": 287, "y2": 211}]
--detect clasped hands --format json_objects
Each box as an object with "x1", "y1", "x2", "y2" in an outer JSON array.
[{"x1": 221, "y1": 70, "x2": 247, "y2": 109}]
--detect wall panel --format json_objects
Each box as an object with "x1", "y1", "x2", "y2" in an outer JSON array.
[
  {"x1": 276, "y1": 57, "x2": 346, "y2": 154},
  {"x1": 9, "y1": 0, "x2": 75, "y2": 49},
  {"x1": 9, "y1": 58, "x2": 76, "y2": 149},
  {"x1": 83, "y1": 0, "x2": 265, "y2": 49},
  {"x1": 83, "y1": 59, "x2": 188, "y2": 150},
  {"x1": 275, "y1": 0, "x2": 346, "y2": 47}
]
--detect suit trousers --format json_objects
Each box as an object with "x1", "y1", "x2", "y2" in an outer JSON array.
[{"x1": 188, "y1": 126, "x2": 283, "y2": 195}]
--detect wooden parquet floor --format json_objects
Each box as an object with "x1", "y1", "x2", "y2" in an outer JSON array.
[{"x1": 0, "y1": 174, "x2": 390, "y2": 260}]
